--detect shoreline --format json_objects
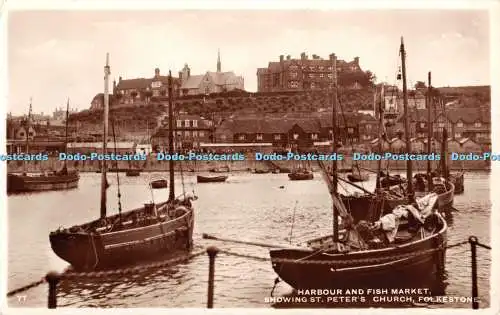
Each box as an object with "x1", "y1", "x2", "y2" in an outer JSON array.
[{"x1": 6, "y1": 155, "x2": 491, "y2": 173}]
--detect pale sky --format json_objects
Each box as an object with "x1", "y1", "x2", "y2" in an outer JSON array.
[{"x1": 8, "y1": 9, "x2": 490, "y2": 115}]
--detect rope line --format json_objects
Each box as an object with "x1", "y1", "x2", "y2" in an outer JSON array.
[{"x1": 5, "y1": 239, "x2": 489, "y2": 298}]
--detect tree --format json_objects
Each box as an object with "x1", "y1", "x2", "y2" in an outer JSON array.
[{"x1": 414, "y1": 81, "x2": 426, "y2": 89}]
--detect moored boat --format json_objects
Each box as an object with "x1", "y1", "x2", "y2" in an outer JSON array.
[
  {"x1": 346, "y1": 172, "x2": 369, "y2": 182},
  {"x1": 150, "y1": 179, "x2": 168, "y2": 189},
  {"x1": 7, "y1": 170, "x2": 79, "y2": 193},
  {"x1": 197, "y1": 175, "x2": 228, "y2": 183},
  {"x1": 49, "y1": 57, "x2": 195, "y2": 271},
  {"x1": 7, "y1": 99, "x2": 79, "y2": 193},
  {"x1": 270, "y1": 38, "x2": 447, "y2": 291},
  {"x1": 126, "y1": 169, "x2": 141, "y2": 177},
  {"x1": 288, "y1": 170, "x2": 313, "y2": 181}
]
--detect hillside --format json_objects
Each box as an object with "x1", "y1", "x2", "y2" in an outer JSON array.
[{"x1": 71, "y1": 85, "x2": 490, "y2": 139}]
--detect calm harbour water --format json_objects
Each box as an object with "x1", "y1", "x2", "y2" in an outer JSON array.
[{"x1": 7, "y1": 171, "x2": 491, "y2": 308}]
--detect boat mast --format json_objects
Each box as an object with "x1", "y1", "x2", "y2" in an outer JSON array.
[
  {"x1": 331, "y1": 54, "x2": 339, "y2": 242},
  {"x1": 426, "y1": 72, "x2": 433, "y2": 189},
  {"x1": 64, "y1": 98, "x2": 70, "y2": 171},
  {"x1": 100, "y1": 53, "x2": 110, "y2": 219},
  {"x1": 375, "y1": 85, "x2": 384, "y2": 189},
  {"x1": 168, "y1": 70, "x2": 175, "y2": 202},
  {"x1": 24, "y1": 98, "x2": 32, "y2": 171},
  {"x1": 400, "y1": 37, "x2": 414, "y2": 203}
]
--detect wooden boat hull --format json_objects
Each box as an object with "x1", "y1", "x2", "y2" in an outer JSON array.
[
  {"x1": 197, "y1": 175, "x2": 228, "y2": 183},
  {"x1": 7, "y1": 172, "x2": 79, "y2": 193},
  {"x1": 288, "y1": 173, "x2": 314, "y2": 181},
  {"x1": 340, "y1": 195, "x2": 403, "y2": 223},
  {"x1": 150, "y1": 179, "x2": 168, "y2": 189},
  {"x1": 380, "y1": 176, "x2": 405, "y2": 188},
  {"x1": 49, "y1": 202, "x2": 194, "y2": 271},
  {"x1": 346, "y1": 173, "x2": 369, "y2": 182},
  {"x1": 270, "y1": 215, "x2": 447, "y2": 289}
]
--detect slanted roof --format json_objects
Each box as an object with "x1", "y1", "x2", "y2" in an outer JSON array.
[
  {"x1": 116, "y1": 78, "x2": 152, "y2": 90},
  {"x1": 181, "y1": 75, "x2": 205, "y2": 89}
]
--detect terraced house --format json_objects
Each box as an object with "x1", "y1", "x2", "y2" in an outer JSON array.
[{"x1": 214, "y1": 112, "x2": 377, "y2": 150}]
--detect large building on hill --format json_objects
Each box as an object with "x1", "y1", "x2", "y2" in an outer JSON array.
[
  {"x1": 178, "y1": 50, "x2": 245, "y2": 96},
  {"x1": 257, "y1": 52, "x2": 372, "y2": 92},
  {"x1": 89, "y1": 51, "x2": 245, "y2": 110}
]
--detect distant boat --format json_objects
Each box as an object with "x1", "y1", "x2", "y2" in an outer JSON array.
[
  {"x1": 197, "y1": 175, "x2": 228, "y2": 183},
  {"x1": 254, "y1": 168, "x2": 270, "y2": 174},
  {"x1": 150, "y1": 179, "x2": 168, "y2": 189},
  {"x1": 7, "y1": 98, "x2": 79, "y2": 193},
  {"x1": 288, "y1": 169, "x2": 313, "y2": 181},
  {"x1": 125, "y1": 169, "x2": 141, "y2": 177},
  {"x1": 346, "y1": 168, "x2": 369, "y2": 182},
  {"x1": 209, "y1": 166, "x2": 230, "y2": 173}
]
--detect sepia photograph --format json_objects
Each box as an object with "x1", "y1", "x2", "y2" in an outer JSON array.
[{"x1": 1, "y1": 0, "x2": 499, "y2": 313}]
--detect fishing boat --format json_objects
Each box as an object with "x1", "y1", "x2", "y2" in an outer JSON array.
[
  {"x1": 197, "y1": 175, "x2": 228, "y2": 183},
  {"x1": 150, "y1": 179, "x2": 168, "y2": 189},
  {"x1": 270, "y1": 38, "x2": 447, "y2": 290},
  {"x1": 49, "y1": 55, "x2": 195, "y2": 271},
  {"x1": 7, "y1": 99, "x2": 79, "y2": 193}
]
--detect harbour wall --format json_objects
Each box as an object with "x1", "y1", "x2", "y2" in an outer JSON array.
[{"x1": 6, "y1": 155, "x2": 491, "y2": 173}]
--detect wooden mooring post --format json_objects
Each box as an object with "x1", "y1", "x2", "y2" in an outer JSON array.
[
  {"x1": 468, "y1": 236, "x2": 479, "y2": 309},
  {"x1": 45, "y1": 271, "x2": 61, "y2": 309},
  {"x1": 206, "y1": 246, "x2": 219, "y2": 308}
]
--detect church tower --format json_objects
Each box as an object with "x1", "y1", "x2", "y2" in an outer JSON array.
[{"x1": 217, "y1": 49, "x2": 221, "y2": 72}]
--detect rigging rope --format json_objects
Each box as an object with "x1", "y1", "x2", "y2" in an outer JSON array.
[{"x1": 110, "y1": 118, "x2": 123, "y2": 217}]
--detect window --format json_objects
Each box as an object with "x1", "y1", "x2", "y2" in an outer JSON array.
[
  {"x1": 311, "y1": 133, "x2": 318, "y2": 140},
  {"x1": 221, "y1": 134, "x2": 226, "y2": 140},
  {"x1": 420, "y1": 122, "x2": 425, "y2": 128},
  {"x1": 319, "y1": 73, "x2": 324, "y2": 78},
  {"x1": 151, "y1": 81, "x2": 161, "y2": 88},
  {"x1": 192, "y1": 120, "x2": 198, "y2": 127},
  {"x1": 205, "y1": 87, "x2": 210, "y2": 95},
  {"x1": 185, "y1": 119, "x2": 190, "y2": 127},
  {"x1": 293, "y1": 133, "x2": 299, "y2": 140},
  {"x1": 19, "y1": 132, "x2": 25, "y2": 137},
  {"x1": 238, "y1": 135, "x2": 245, "y2": 141},
  {"x1": 455, "y1": 133, "x2": 461, "y2": 138},
  {"x1": 456, "y1": 121, "x2": 463, "y2": 127},
  {"x1": 256, "y1": 134, "x2": 263, "y2": 141},
  {"x1": 308, "y1": 73, "x2": 314, "y2": 78},
  {"x1": 474, "y1": 122, "x2": 482, "y2": 128},
  {"x1": 290, "y1": 72, "x2": 298, "y2": 78},
  {"x1": 348, "y1": 128, "x2": 354, "y2": 134},
  {"x1": 185, "y1": 130, "x2": 191, "y2": 137},
  {"x1": 328, "y1": 66, "x2": 333, "y2": 71},
  {"x1": 311, "y1": 82, "x2": 316, "y2": 88},
  {"x1": 438, "y1": 122, "x2": 445, "y2": 128},
  {"x1": 274, "y1": 134, "x2": 281, "y2": 140},
  {"x1": 176, "y1": 120, "x2": 182, "y2": 128},
  {"x1": 309, "y1": 66, "x2": 315, "y2": 71},
  {"x1": 327, "y1": 73, "x2": 333, "y2": 79},
  {"x1": 319, "y1": 66, "x2": 324, "y2": 71},
  {"x1": 199, "y1": 131, "x2": 205, "y2": 137},
  {"x1": 153, "y1": 90, "x2": 159, "y2": 96},
  {"x1": 192, "y1": 131, "x2": 198, "y2": 138}
]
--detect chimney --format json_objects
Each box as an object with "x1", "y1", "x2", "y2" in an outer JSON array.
[
  {"x1": 113, "y1": 79, "x2": 117, "y2": 92},
  {"x1": 154, "y1": 68, "x2": 160, "y2": 77},
  {"x1": 286, "y1": 55, "x2": 291, "y2": 60},
  {"x1": 119, "y1": 76, "x2": 122, "y2": 82},
  {"x1": 354, "y1": 56, "x2": 359, "y2": 64},
  {"x1": 329, "y1": 53, "x2": 336, "y2": 61},
  {"x1": 178, "y1": 71, "x2": 183, "y2": 80},
  {"x1": 300, "y1": 52, "x2": 307, "y2": 60},
  {"x1": 279, "y1": 55, "x2": 284, "y2": 62}
]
